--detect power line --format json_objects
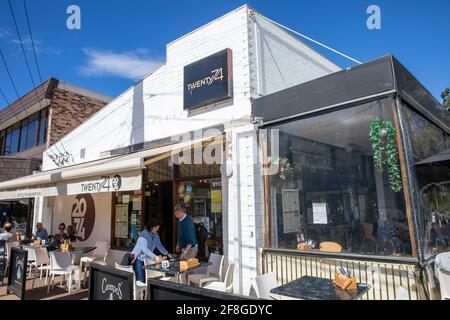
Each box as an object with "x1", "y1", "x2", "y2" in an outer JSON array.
[
  {"x1": 0, "y1": 47, "x2": 29, "y2": 117},
  {"x1": 8, "y1": 0, "x2": 39, "y2": 91},
  {"x1": 256, "y1": 11, "x2": 362, "y2": 65},
  {"x1": 22, "y1": 0, "x2": 43, "y2": 83},
  {"x1": 8, "y1": 0, "x2": 69, "y2": 158},
  {"x1": 0, "y1": 87, "x2": 11, "y2": 106}
]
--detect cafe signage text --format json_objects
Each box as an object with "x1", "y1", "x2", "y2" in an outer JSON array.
[{"x1": 183, "y1": 48, "x2": 233, "y2": 110}]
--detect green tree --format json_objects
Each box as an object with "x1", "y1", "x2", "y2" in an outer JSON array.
[{"x1": 442, "y1": 88, "x2": 450, "y2": 111}]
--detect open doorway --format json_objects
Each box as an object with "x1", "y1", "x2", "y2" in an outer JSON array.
[{"x1": 144, "y1": 182, "x2": 174, "y2": 252}]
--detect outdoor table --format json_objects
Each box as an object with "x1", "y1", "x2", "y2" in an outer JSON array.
[
  {"x1": 55, "y1": 246, "x2": 96, "y2": 265},
  {"x1": 144, "y1": 260, "x2": 212, "y2": 284},
  {"x1": 270, "y1": 276, "x2": 370, "y2": 300},
  {"x1": 51, "y1": 246, "x2": 96, "y2": 291}
]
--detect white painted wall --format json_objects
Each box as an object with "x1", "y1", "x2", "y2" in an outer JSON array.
[{"x1": 248, "y1": 9, "x2": 341, "y2": 97}]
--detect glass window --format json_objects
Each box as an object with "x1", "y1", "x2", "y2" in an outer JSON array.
[
  {"x1": 267, "y1": 98, "x2": 411, "y2": 256},
  {"x1": 112, "y1": 191, "x2": 142, "y2": 250},
  {"x1": 4, "y1": 127, "x2": 12, "y2": 155},
  {"x1": 0, "y1": 130, "x2": 5, "y2": 156},
  {"x1": 19, "y1": 119, "x2": 28, "y2": 152},
  {"x1": 26, "y1": 113, "x2": 38, "y2": 149},
  {"x1": 403, "y1": 106, "x2": 450, "y2": 258},
  {"x1": 38, "y1": 108, "x2": 48, "y2": 145},
  {"x1": 10, "y1": 124, "x2": 20, "y2": 155}
]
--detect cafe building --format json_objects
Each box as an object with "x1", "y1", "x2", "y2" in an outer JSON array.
[{"x1": 0, "y1": 5, "x2": 447, "y2": 299}]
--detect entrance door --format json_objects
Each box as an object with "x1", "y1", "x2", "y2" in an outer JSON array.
[{"x1": 144, "y1": 182, "x2": 174, "y2": 252}]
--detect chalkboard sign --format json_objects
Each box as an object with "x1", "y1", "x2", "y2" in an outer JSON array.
[
  {"x1": 89, "y1": 263, "x2": 133, "y2": 300},
  {"x1": 0, "y1": 240, "x2": 5, "y2": 285},
  {"x1": 7, "y1": 247, "x2": 27, "y2": 300}
]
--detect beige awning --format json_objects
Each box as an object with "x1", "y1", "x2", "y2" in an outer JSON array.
[{"x1": 0, "y1": 135, "x2": 219, "y2": 200}]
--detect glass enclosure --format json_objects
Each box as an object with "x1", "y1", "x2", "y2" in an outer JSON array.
[
  {"x1": 267, "y1": 98, "x2": 412, "y2": 256},
  {"x1": 402, "y1": 106, "x2": 450, "y2": 258}
]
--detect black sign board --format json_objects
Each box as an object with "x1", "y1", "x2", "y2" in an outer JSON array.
[
  {"x1": 89, "y1": 262, "x2": 133, "y2": 300},
  {"x1": 0, "y1": 240, "x2": 5, "y2": 284},
  {"x1": 7, "y1": 247, "x2": 27, "y2": 299},
  {"x1": 147, "y1": 278, "x2": 253, "y2": 300},
  {"x1": 183, "y1": 48, "x2": 233, "y2": 110}
]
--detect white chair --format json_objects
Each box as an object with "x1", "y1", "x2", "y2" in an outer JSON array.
[
  {"x1": 80, "y1": 241, "x2": 109, "y2": 286},
  {"x1": 24, "y1": 247, "x2": 37, "y2": 279},
  {"x1": 115, "y1": 263, "x2": 146, "y2": 300},
  {"x1": 47, "y1": 251, "x2": 80, "y2": 294},
  {"x1": 250, "y1": 272, "x2": 278, "y2": 300},
  {"x1": 34, "y1": 247, "x2": 51, "y2": 287},
  {"x1": 203, "y1": 263, "x2": 235, "y2": 293},
  {"x1": 435, "y1": 252, "x2": 450, "y2": 300},
  {"x1": 187, "y1": 253, "x2": 224, "y2": 287},
  {"x1": 24, "y1": 247, "x2": 51, "y2": 288}
]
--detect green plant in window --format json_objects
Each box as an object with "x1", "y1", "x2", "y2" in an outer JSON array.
[
  {"x1": 268, "y1": 156, "x2": 293, "y2": 180},
  {"x1": 369, "y1": 117, "x2": 402, "y2": 192}
]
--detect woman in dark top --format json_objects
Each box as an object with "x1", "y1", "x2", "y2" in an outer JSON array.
[
  {"x1": 53, "y1": 223, "x2": 69, "y2": 246},
  {"x1": 66, "y1": 225, "x2": 78, "y2": 242}
]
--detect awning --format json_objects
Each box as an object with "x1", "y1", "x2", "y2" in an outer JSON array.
[
  {"x1": 0, "y1": 135, "x2": 218, "y2": 200},
  {"x1": 415, "y1": 148, "x2": 450, "y2": 166}
]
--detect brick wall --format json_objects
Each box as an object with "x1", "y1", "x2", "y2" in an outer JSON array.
[
  {"x1": 48, "y1": 88, "x2": 108, "y2": 146},
  {"x1": 0, "y1": 157, "x2": 41, "y2": 182}
]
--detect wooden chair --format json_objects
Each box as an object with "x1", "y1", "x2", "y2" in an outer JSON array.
[{"x1": 319, "y1": 242, "x2": 342, "y2": 253}]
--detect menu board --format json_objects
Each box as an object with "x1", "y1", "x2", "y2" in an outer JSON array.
[
  {"x1": 0, "y1": 240, "x2": 5, "y2": 282},
  {"x1": 313, "y1": 203, "x2": 328, "y2": 224},
  {"x1": 115, "y1": 204, "x2": 129, "y2": 239},
  {"x1": 282, "y1": 189, "x2": 301, "y2": 233},
  {"x1": 7, "y1": 247, "x2": 28, "y2": 300},
  {"x1": 211, "y1": 179, "x2": 222, "y2": 213},
  {"x1": 89, "y1": 263, "x2": 133, "y2": 300}
]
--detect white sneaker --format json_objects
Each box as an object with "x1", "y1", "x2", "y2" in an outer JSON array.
[{"x1": 136, "y1": 281, "x2": 146, "y2": 287}]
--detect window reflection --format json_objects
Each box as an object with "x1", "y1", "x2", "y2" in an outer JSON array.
[
  {"x1": 268, "y1": 98, "x2": 411, "y2": 256},
  {"x1": 404, "y1": 106, "x2": 450, "y2": 258}
]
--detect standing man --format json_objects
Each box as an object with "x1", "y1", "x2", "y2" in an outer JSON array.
[{"x1": 174, "y1": 205, "x2": 198, "y2": 259}]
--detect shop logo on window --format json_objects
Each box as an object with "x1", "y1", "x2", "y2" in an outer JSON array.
[
  {"x1": 183, "y1": 49, "x2": 233, "y2": 110},
  {"x1": 71, "y1": 194, "x2": 95, "y2": 241}
]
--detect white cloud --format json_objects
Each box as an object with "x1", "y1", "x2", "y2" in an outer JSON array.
[
  {"x1": 0, "y1": 26, "x2": 12, "y2": 38},
  {"x1": 79, "y1": 48, "x2": 163, "y2": 81},
  {"x1": 10, "y1": 38, "x2": 61, "y2": 55}
]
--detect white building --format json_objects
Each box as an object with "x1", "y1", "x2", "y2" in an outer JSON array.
[{"x1": 0, "y1": 5, "x2": 339, "y2": 295}]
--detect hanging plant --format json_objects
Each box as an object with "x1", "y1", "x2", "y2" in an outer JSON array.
[
  {"x1": 369, "y1": 117, "x2": 402, "y2": 192},
  {"x1": 268, "y1": 156, "x2": 293, "y2": 180}
]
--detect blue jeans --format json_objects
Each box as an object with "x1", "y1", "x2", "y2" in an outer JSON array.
[{"x1": 134, "y1": 259, "x2": 145, "y2": 283}]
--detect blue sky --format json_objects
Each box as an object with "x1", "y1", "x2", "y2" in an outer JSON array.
[{"x1": 0, "y1": 0, "x2": 449, "y2": 110}]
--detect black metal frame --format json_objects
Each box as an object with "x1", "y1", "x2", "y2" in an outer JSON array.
[{"x1": 7, "y1": 247, "x2": 27, "y2": 300}]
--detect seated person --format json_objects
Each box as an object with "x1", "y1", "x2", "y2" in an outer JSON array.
[
  {"x1": 66, "y1": 225, "x2": 77, "y2": 242},
  {"x1": 0, "y1": 222, "x2": 14, "y2": 242},
  {"x1": 34, "y1": 222, "x2": 49, "y2": 242},
  {"x1": 53, "y1": 223, "x2": 69, "y2": 246}
]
